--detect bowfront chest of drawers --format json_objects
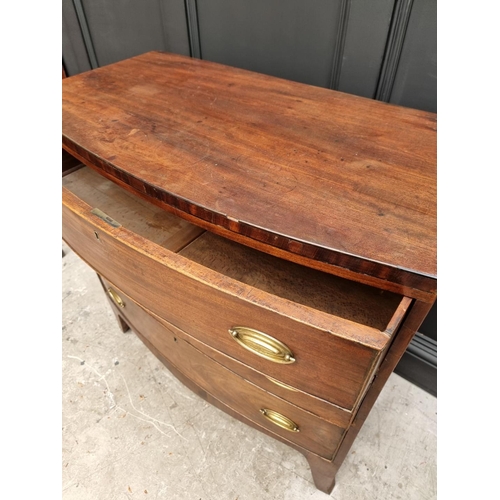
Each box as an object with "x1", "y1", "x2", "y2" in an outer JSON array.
[{"x1": 62, "y1": 51, "x2": 436, "y2": 494}]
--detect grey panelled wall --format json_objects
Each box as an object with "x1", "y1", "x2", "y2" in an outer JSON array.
[
  {"x1": 62, "y1": 0, "x2": 436, "y2": 112},
  {"x1": 337, "y1": 0, "x2": 395, "y2": 98},
  {"x1": 195, "y1": 0, "x2": 342, "y2": 88},
  {"x1": 389, "y1": 0, "x2": 436, "y2": 112},
  {"x1": 62, "y1": 0, "x2": 190, "y2": 73},
  {"x1": 62, "y1": 0, "x2": 91, "y2": 75},
  {"x1": 62, "y1": 0, "x2": 437, "y2": 393},
  {"x1": 81, "y1": 0, "x2": 190, "y2": 66}
]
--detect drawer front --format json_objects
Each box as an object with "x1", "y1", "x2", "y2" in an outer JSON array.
[
  {"x1": 102, "y1": 277, "x2": 352, "y2": 429},
  {"x1": 63, "y1": 188, "x2": 393, "y2": 410},
  {"x1": 102, "y1": 277, "x2": 346, "y2": 459}
]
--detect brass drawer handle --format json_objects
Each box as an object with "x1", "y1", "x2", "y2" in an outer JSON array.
[
  {"x1": 107, "y1": 287, "x2": 125, "y2": 308},
  {"x1": 228, "y1": 326, "x2": 295, "y2": 364},
  {"x1": 265, "y1": 375, "x2": 299, "y2": 392},
  {"x1": 260, "y1": 409, "x2": 299, "y2": 433}
]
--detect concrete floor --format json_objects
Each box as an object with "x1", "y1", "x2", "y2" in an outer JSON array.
[{"x1": 62, "y1": 242, "x2": 437, "y2": 500}]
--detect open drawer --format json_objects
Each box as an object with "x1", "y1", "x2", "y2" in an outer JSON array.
[{"x1": 62, "y1": 166, "x2": 412, "y2": 411}]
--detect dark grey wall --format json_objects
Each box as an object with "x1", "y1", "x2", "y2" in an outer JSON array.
[
  {"x1": 196, "y1": 0, "x2": 342, "y2": 88},
  {"x1": 81, "y1": 0, "x2": 190, "y2": 66},
  {"x1": 338, "y1": 0, "x2": 395, "y2": 98},
  {"x1": 63, "y1": 0, "x2": 190, "y2": 73},
  {"x1": 63, "y1": 0, "x2": 92, "y2": 75},
  {"x1": 389, "y1": 0, "x2": 436, "y2": 111},
  {"x1": 63, "y1": 0, "x2": 436, "y2": 112}
]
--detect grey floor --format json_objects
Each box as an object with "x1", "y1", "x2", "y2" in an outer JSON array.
[{"x1": 62, "y1": 241, "x2": 437, "y2": 500}]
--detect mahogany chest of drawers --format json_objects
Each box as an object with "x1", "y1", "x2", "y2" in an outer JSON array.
[{"x1": 62, "y1": 51, "x2": 436, "y2": 494}]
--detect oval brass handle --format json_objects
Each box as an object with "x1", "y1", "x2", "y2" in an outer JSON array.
[
  {"x1": 265, "y1": 375, "x2": 299, "y2": 392},
  {"x1": 260, "y1": 409, "x2": 300, "y2": 433},
  {"x1": 107, "y1": 287, "x2": 125, "y2": 308},
  {"x1": 228, "y1": 326, "x2": 295, "y2": 364}
]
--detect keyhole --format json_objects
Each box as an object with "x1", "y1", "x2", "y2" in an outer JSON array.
[{"x1": 94, "y1": 231, "x2": 100, "y2": 241}]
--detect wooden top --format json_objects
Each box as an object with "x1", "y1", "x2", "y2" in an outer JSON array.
[{"x1": 62, "y1": 51, "x2": 436, "y2": 299}]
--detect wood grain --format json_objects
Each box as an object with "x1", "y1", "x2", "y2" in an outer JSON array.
[
  {"x1": 62, "y1": 166, "x2": 204, "y2": 250},
  {"x1": 62, "y1": 185, "x2": 403, "y2": 410},
  {"x1": 100, "y1": 275, "x2": 346, "y2": 459},
  {"x1": 63, "y1": 167, "x2": 405, "y2": 334},
  {"x1": 62, "y1": 51, "x2": 437, "y2": 299},
  {"x1": 101, "y1": 275, "x2": 353, "y2": 428},
  {"x1": 61, "y1": 53, "x2": 437, "y2": 493},
  {"x1": 180, "y1": 231, "x2": 403, "y2": 331},
  {"x1": 106, "y1": 297, "x2": 341, "y2": 494}
]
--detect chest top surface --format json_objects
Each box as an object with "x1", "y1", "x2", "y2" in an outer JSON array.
[{"x1": 62, "y1": 51, "x2": 436, "y2": 299}]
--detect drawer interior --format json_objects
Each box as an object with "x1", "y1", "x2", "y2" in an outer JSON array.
[
  {"x1": 179, "y1": 232, "x2": 403, "y2": 331},
  {"x1": 62, "y1": 165, "x2": 204, "y2": 251},
  {"x1": 63, "y1": 165, "x2": 405, "y2": 333}
]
